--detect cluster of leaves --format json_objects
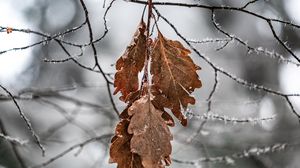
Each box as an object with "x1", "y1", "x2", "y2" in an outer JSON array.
[{"x1": 109, "y1": 17, "x2": 202, "y2": 168}]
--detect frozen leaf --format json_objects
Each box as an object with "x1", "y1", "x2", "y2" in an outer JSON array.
[
  {"x1": 151, "y1": 32, "x2": 202, "y2": 126},
  {"x1": 128, "y1": 95, "x2": 173, "y2": 168},
  {"x1": 114, "y1": 20, "x2": 147, "y2": 102}
]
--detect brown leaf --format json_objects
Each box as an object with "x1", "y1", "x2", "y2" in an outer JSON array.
[
  {"x1": 109, "y1": 119, "x2": 143, "y2": 168},
  {"x1": 150, "y1": 32, "x2": 202, "y2": 126},
  {"x1": 128, "y1": 95, "x2": 173, "y2": 168},
  {"x1": 151, "y1": 87, "x2": 175, "y2": 127},
  {"x1": 6, "y1": 27, "x2": 13, "y2": 34},
  {"x1": 114, "y1": 20, "x2": 147, "y2": 102}
]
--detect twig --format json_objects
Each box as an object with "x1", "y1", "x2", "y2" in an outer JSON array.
[
  {"x1": 38, "y1": 98, "x2": 97, "y2": 139},
  {"x1": 78, "y1": 0, "x2": 119, "y2": 117},
  {"x1": 0, "y1": 119, "x2": 27, "y2": 168},
  {"x1": 30, "y1": 133, "x2": 113, "y2": 168},
  {"x1": 210, "y1": 11, "x2": 300, "y2": 66},
  {"x1": 0, "y1": 84, "x2": 45, "y2": 156},
  {"x1": 173, "y1": 143, "x2": 291, "y2": 165},
  {"x1": 43, "y1": 47, "x2": 84, "y2": 63},
  {"x1": 239, "y1": 0, "x2": 259, "y2": 10},
  {"x1": 186, "y1": 112, "x2": 276, "y2": 123},
  {"x1": 0, "y1": 22, "x2": 87, "y2": 55},
  {"x1": 188, "y1": 38, "x2": 232, "y2": 44},
  {"x1": 207, "y1": 69, "x2": 218, "y2": 112},
  {"x1": 129, "y1": 0, "x2": 300, "y2": 62},
  {"x1": 0, "y1": 133, "x2": 28, "y2": 146}
]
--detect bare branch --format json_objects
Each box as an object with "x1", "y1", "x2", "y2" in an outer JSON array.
[
  {"x1": 173, "y1": 143, "x2": 291, "y2": 165},
  {"x1": 30, "y1": 133, "x2": 113, "y2": 168},
  {"x1": 129, "y1": 0, "x2": 300, "y2": 62},
  {"x1": 210, "y1": 11, "x2": 300, "y2": 66},
  {"x1": 0, "y1": 120, "x2": 28, "y2": 168},
  {"x1": 239, "y1": 0, "x2": 259, "y2": 10},
  {"x1": 0, "y1": 84, "x2": 45, "y2": 156},
  {"x1": 78, "y1": 0, "x2": 119, "y2": 117},
  {"x1": 186, "y1": 112, "x2": 276, "y2": 124},
  {"x1": 0, "y1": 133, "x2": 28, "y2": 146}
]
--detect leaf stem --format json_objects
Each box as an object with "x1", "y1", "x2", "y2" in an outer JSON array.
[
  {"x1": 140, "y1": 0, "x2": 153, "y2": 96},
  {"x1": 147, "y1": 0, "x2": 153, "y2": 37}
]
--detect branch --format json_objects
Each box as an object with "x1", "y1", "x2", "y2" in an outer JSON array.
[
  {"x1": 0, "y1": 120, "x2": 27, "y2": 168},
  {"x1": 30, "y1": 133, "x2": 113, "y2": 168},
  {"x1": 0, "y1": 22, "x2": 86, "y2": 55},
  {"x1": 0, "y1": 84, "x2": 45, "y2": 156},
  {"x1": 38, "y1": 98, "x2": 97, "y2": 139},
  {"x1": 0, "y1": 133, "x2": 28, "y2": 146},
  {"x1": 210, "y1": 11, "x2": 300, "y2": 66},
  {"x1": 173, "y1": 143, "x2": 291, "y2": 165},
  {"x1": 207, "y1": 69, "x2": 218, "y2": 112},
  {"x1": 129, "y1": 0, "x2": 300, "y2": 62},
  {"x1": 240, "y1": 0, "x2": 259, "y2": 10},
  {"x1": 1, "y1": 86, "x2": 114, "y2": 113},
  {"x1": 78, "y1": 0, "x2": 119, "y2": 117},
  {"x1": 186, "y1": 112, "x2": 276, "y2": 124}
]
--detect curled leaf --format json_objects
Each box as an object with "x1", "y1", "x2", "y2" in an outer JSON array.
[
  {"x1": 109, "y1": 119, "x2": 143, "y2": 168},
  {"x1": 114, "y1": 20, "x2": 147, "y2": 102}
]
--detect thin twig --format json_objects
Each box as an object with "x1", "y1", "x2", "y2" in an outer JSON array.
[
  {"x1": 173, "y1": 143, "x2": 291, "y2": 165},
  {"x1": 0, "y1": 84, "x2": 45, "y2": 156},
  {"x1": 0, "y1": 133, "x2": 28, "y2": 146},
  {"x1": 30, "y1": 133, "x2": 113, "y2": 168},
  {"x1": 129, "y1": 0, "x2": 300, "y2": 62},
  {"x1": 0, "y1": 119, "x2": 27, "y2": 168},
  {"x1": 78, "y1": 0, "x2": 119, "y2": 117},
  {"x1": 186, "y1": 112, "x2": 276, "y2": 123},
  {"x1": 240, "y1": 0, "x2": 259, "y2": 10},
  {"x1": 210, "y1": 11, "x2": 300, "y2": 66}
]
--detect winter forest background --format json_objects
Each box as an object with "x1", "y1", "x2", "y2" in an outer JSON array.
[{"x1": 1, "y1": 0, "x2": 300, "y2": 168}]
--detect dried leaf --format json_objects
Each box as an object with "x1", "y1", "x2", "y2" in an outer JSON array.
[
  {"x1": 128, "y1": 95, "x2": 172, "y2": 168},
  {"x1": 6, "y1": 27, "x2": 13, "y2": 34},
  {"x1": 151, "y1": 87, "x2": 175, "y2": 127},
  {"x1": 110, "y1": 119, "x2": 143, "y2": 168},
  {"x1": 151, "y1": 32, "x2": 202, "y2": 126},
  {"x1": 114, "y1": 20, "x2": 147, "y2": 102}
]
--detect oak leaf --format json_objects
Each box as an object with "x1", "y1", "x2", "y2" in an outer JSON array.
[
  {"x1": 109, "y1": 119, "x2": 143, "y2": 168},
  {"x1": 128, "y1": 95, "x2": 173, "y2": 168},
  {"x1": 150, "y1": 32, "x2": 202, "y2": 126},
  {"x1": 114, "y1": 20, "x2": 147, "y2": 102},
  {"x1": 151, "y1": 87, "x2": 175, "y2": 127}
]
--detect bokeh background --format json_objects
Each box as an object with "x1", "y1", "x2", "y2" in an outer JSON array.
[{"x1": 1, "y1": 0, "x2": 300, "y2": 167}]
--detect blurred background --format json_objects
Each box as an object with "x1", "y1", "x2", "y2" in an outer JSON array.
[{"x1": 1, "y1": 0, "x2": 300, "y2": 167}]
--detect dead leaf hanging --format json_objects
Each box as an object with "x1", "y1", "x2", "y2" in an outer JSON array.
[
  {"x1": 109, "y1": 119, "x2": 143, "y2": 168},
  {"x1": 114, "y1": 20, "x2": 147, "y2": 102},
  {"x1": 111, "y1": 12, "x2": 202, "y2": 168},
  {"x1": 128, "y1": 95, "x2": 172, "y2": 168},
  {"x1": 150, "y1": 32, "x2": 202, "y2": 126}
]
